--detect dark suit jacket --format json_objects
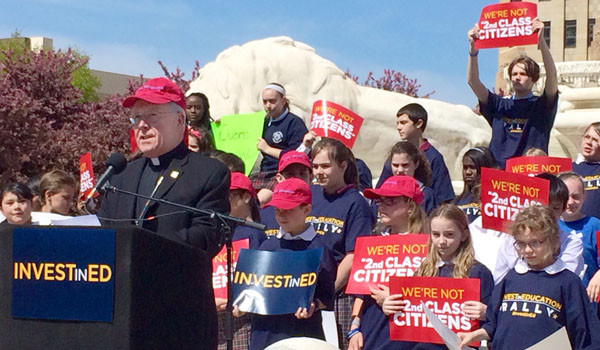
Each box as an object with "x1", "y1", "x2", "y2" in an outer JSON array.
[{"x1": 98, "y1": 145, "x2": 230, "y2": 258}]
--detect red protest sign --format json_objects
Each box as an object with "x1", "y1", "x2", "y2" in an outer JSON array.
[
  {"x1": 310, "y1": 100, "x2": 363, "y2": 149},
  {"x1": 388, "y1": 276, "x2": 480, "y2": 344},
  {"x1": 506, "y1": 156, "x2": 572, "y2": 176},
  {"x1": 212, "y1": 239, "x2": 250, "y2": 299},
  {"x1": 79, "y1": 152, "x2": 96, "y2": 200},
  {"x1": 480, "y1": 167, "x2": 549, "y2": 232},
  {"x1": 346, "y1": 235, "x2": 428, "y2": 295},
  {"x1": 474, "y1": 2, "x2": 537, "y2": 49}
]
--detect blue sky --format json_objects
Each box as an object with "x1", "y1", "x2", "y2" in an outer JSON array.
[{"x1": 3, "y1": 0, "x2": 499, "y2": 107}]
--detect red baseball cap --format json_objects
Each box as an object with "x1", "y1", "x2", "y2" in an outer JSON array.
[
  {"x1": 122, "y1": 77, "x2": 186, "y2": 110},
  {"x1": 230, "y1": 172, "x2": 255, "y2": 197},
  {"x1": 364, "y1": 175, "x2": 424, "y2": 204},
  {"x1": 278, "y1": 151, "x2": 312, "y2": 173},
  {"x1": 263, "y1": 178, "x2": 312, "y2": 210}
]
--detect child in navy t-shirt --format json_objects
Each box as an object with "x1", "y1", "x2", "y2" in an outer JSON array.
[
  {"x1": 573, "y1": 122, "x2": 600, "y2": 220},
  {"x1": 376, "y1": 103, "x2": 455, "y2": 203},
  {"x1": 467, "y1": 20, "x2": 559, "y2": 169},
  {"x1": 254, "y1": 83, "x2": 308, "y2": 204},
  {"x1": 240, "y1": 178, "x2": 335, "y2": 350},
  {"x1": 458, "y1": 206, "x2": 600, "y2": 349}
]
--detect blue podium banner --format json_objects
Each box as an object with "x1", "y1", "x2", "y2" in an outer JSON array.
[
  {"x1": 12, "y1": 227, "x2": 115, "y2": 322},
  {"x1": 232, "y1": 248, "x2": 322, "y2": 315}
]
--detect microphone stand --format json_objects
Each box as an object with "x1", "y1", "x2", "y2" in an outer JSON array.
[{"x1": 104, "y1": 185, "x2": 265, "y2": 350}]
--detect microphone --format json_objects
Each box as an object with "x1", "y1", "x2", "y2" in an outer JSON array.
[{"x1": 85, "y1": 153, "x2": 128, "y2": 202}]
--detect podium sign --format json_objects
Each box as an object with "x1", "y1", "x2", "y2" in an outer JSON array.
[{"x1": 12, "y1": 227, "x2": 115, "y2": 322}]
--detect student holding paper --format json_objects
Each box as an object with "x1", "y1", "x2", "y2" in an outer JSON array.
[
  {"x1": 381, "y1": 204, "x2": 493, "y2": 350},
  {"x1": 348, "y1": 175, "x2": 428, "y2": 350},
  {"x1": 467, "y1": 18, "x2": 558, "y2": 169},
  {"x1": 458, "y1": 206, "x2": 600, "y2": 349},
  {"x1": 216, "y1": 172, "x2": 266, "y2": 350},
  {"x1": 310, "y1": 137, "x2": 374, "y2": 349},
  {"x1": 237, "y1": 178, "x2": 335, "y2": 350}
]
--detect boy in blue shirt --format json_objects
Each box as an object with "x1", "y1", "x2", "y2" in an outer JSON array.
[
  {"x1": 467, "y1": 19, "x2": 558, "y2": 169},
  {"x1": 376, "y1": 103, "x2": 455, "y2": 203},
  {"x1": 559, "y1": 172, "x2": 600, "y2": 308},
  {"x1": 246, "y1": 178, "x2": 335, "y2": 350}
]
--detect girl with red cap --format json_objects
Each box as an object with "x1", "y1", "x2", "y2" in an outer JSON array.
[{"x1": 348, "y1": 175, "x2": 428, "y2": 350}]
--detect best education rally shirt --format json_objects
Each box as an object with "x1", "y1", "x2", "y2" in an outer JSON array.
[
  {"x1": 479, "y1": 91, "x2": 558, "y2": 169},
  {"x1": 261, "y1": 109, "x2": 308, "y2": 173},
  {"x1": 573, "y1": 158, "x2": 600, "y2": 220},
  {"x1": 307, "y1": 184, "x2": 374, "y2": 264},
  {"x1": 483, "y1": 261, "x2": 600, "y2": 350},
  {"x1": 455, "y1": 192, "x2": 480, "y2": 224}
]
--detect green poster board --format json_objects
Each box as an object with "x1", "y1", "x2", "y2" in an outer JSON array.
[{"x1": 211, "y1": 111, "x2": 265, "y2": 176}]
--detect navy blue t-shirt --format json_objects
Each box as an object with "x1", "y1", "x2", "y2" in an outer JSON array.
[
  {"x1": 573, "y1": 161, "x2": 600, "y2": 219},
  {"x1": 421, "y1": 184, "x2": 439, "y2": 215},
  {"x1": 232, "y1": 225, "x2": 267, "y2": 249},
  {"x1": 359, "y1": 262, "x2": 493, "y2": 350},
  {"x1": 455, "y1": 192, "x2": 480, "y2": 224},
  {"x1": 480, "y1": 91, "x2": 558, "y2": 169},
  {"x1": 261, "y1": 111, "x2": 308, "y2": 173},
  {"x1": 483, "y1": 268, "x2": 600, "y2": 350},
  {"x1": 356, "y1": 158, "x2": 373, "y2": 191},
  {"x1": 249, "y1": 234, "x2": 336, "y2": 350},
  {"x1": 259, "y1": 206, "x2": 279, "y2": 238},
  {"x1": 307, "y1": 185, "x2": 374, "y2": 264},
  {"x1": 377, "y1": 143, "x2": 455, "y2": 203}
]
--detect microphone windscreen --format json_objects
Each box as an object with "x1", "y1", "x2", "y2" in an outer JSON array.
[{"x1": 106, "y1": 153, "x2": 128, "y2": 174}]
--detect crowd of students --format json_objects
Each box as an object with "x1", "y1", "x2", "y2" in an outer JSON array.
[{"x1": 2, "y1": 18, "x2": 600, "y2": 350}]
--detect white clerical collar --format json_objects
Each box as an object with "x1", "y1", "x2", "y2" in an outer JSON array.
[
  {"x1": 514, "y1": 257, "x2": 567, "y2": 275},
  {"x1": 268, "y1": 108, "x2": 289, "y2": 126},
  {"x1": 277, "y1": 224, "x2": 316, "y2": 241},
  {"x1": 150, "y1": 157, "x2": 160, "y2": 166}
]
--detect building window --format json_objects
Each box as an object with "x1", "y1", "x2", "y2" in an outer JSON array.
[
  {"x1": 589, "y1": 18, "x2": 596, "y2": 47},
  {"x1": 543, "y1": 21, "x2": 551, "y2": 47},
  {"x1": 565, "y1": 20, "x2": 577, "y2": 48}
]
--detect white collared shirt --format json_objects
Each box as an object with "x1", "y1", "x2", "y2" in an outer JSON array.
[
  {"x1": 514, "y1": 257, "x2": 568, "y2": 275},
  {"x1": 277, "y1": 223, "x2": 317, "y2": 241},
  {"x1": 267, "y1": 108, "x2": 289, "y2": 127}
]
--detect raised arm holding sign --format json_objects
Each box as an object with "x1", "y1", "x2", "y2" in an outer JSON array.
[{"x1": 467, "y1": 3, "x2": 558, "y2": 169}]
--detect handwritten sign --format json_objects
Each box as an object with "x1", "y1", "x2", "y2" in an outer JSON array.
[
  {"x1": 211, "y1": 111, "x2": 265, "y2": 176},
  {"x1": 212, "y1": 239, "x2": 249, "y2": 299},
  {"x1": 475, "y1": 2, "x2": 538, "y2": 49},
  {"x1": 388, "y1": 276, "x2": 480, "y2": 345},
  {"x1": 346, "y1": 234, "x2": 428, "y2": 295},
  {"x1": 480, "y1": 168, "x2": 549, "y2": 232},
  {"x1": 78, "y1": 152, "x2": 96, "y2": 200},
  {"x1": 506, "y1": 156, "x2": 572, "y2": 176},
  {"x1": 310, "y1": 100, "x2": 363, "y2": 149}
]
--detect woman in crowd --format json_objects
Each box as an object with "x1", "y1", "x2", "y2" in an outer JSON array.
[{"x1": 348, "y1": 175, "x2": 428, "y2": 350}]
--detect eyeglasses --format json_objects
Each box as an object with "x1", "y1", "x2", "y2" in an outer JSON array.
[
  {"x1": 374, "y1": 196, "x2": 407, "y2": 206},
  {"x1": 129, "y1": 112, "x2": 174, "y2": 128},
  {"x1": 513, "y1": 239, "x2": 547, "y2": 251}
]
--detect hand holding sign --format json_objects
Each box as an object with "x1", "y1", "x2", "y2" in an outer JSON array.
[{"x1": 473, "y1": 2, "x2": 538, "y2": 49}]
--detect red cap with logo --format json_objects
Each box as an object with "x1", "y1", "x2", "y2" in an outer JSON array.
[
  {"x1": 263, "y1": 178, "x2": 312, "y2": 210},
  {"x1": 230, "y1": 172, "x2": 255, "y2": 197},
  {"x1": 278, "y1": 151, "x2": 312, "y2": 173},
  {"x1": 364, "y1": 175, "x2": 424, "y2": 204},
  {"x1": 122, "y1": 77, "x2": 186, "y2": 110}
]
